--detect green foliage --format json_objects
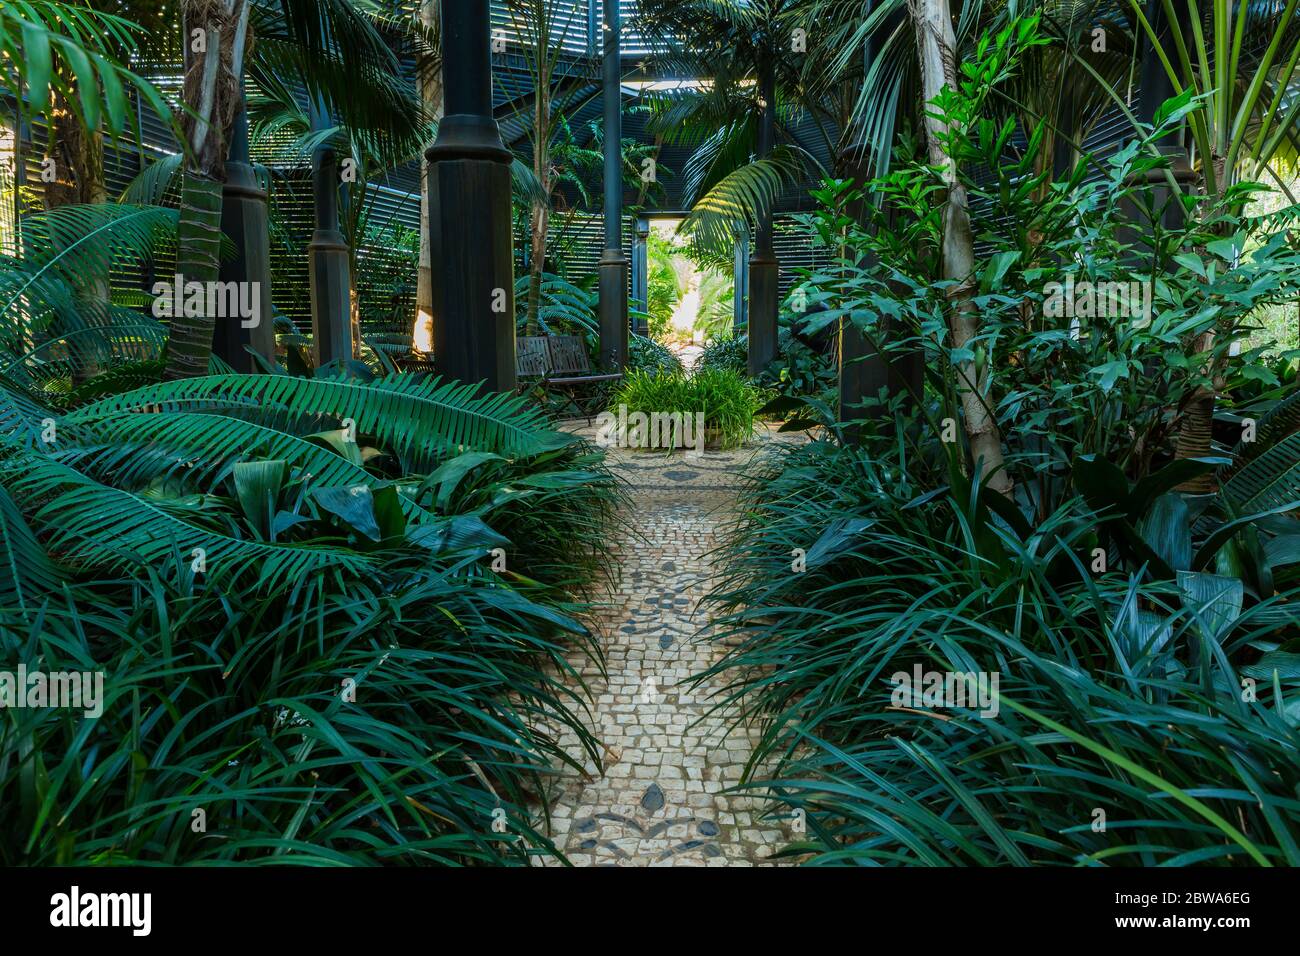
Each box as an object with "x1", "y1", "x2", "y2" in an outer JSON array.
[
  {"x1": 607, "y1": 367, "x2": 765, "y2": 450},
  {"x1": 513, "y1": 272, "x2": 599, "y2": 338},
  {"x1": 0, "y1": 1, "x2": 174, "y2": 138},
  {"x1": 354, "y1": 222, "x2": 419, "y2": 334},
  {"x1": 796, "y1": 100, "x2": 1300, "y2": 509},
  {"x1": 702, "y1": 438, "x2": 1300, "y2": 866},
  {"x1": 646, "y1": 230, "x2": 683, "y2": 341},
  {"x1": 697, "y1": 334, "x2": 747, "y2": 376},
  {"x1": 697, "y1": 329, "x2": 835, "y2": 404},
  {"x1": 626, "y1": 333, "x2": 684, "y2": 378},
  {"x1": 0, "y1": 367, "x2": 622, "y2": 864}
]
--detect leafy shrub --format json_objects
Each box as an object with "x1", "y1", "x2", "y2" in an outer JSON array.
[
  {"x1": 698, "y1": 334, "x2": 747, "y2": 375},
  {"x1": 698, "y1": 329, "x2": 836, "y2": 406},
  {"x1": 0, "y1": 373, "x2": 622, "y2": 864},
  {"x1": 702, "y1": 437, "x2": 1300, "y2": 866},
  {"x1": 761, "y1": 326, "x2": 837, "y2": 403},
  {"x1": 627, "y1": 333, "x2": 684, "y2": 377},
  {"x1": 794, "y1": 115, "x2": 1300, "y2": 505}
]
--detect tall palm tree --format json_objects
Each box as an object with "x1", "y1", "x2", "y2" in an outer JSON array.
[
  {"x1": 808, "y1": 0, "x2": 1135, "y2": 184},
  {"x1": 2, "y1": 1, "x2": 177, "y2": 384},
  {"x1": 164, "y1": 0, "x2": 254, "y2": 380},
  {"x1": 159, "y1": 0, "x2": 430, "y2": 377},
  {"x1": 1123, "y1": 0, "x2": 1300, "y2": 484},
  {"x1": 637, "y1": 0, "x2": 813, "y2": 259}
]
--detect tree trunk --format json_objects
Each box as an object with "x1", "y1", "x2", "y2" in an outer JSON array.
[
  {"x1": 44, "y1": 89, "x2": 109, "y2": 386},
  {"x1": 910, "y1": 0, "x2": 1013, "y2": 496},
  {"x1": 165, "y1": 0, "x2": 251, "y2": 380},
  {"x1": 43, "y1": 91, "x2": 106, "y2": 209},
  {"x1": 525, "y1": 76, "x2": 552, "y2": 336},
  {"x1": 416, "y1": 0, "x2": 443, "y2": 329},
  {"x1": 1173, "y1": 153, "x2": 1230, "y2": 493},
  {"x1": 526, "y1": 202, "x2": 548, "y2": 334}
]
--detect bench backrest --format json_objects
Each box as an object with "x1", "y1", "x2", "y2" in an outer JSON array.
[
  {"x1": 516, "y1": 336, "x2": 551, "y2": 377},
  {"x1": 546, "y1": 335, "x2": 591, "y2": 375}
]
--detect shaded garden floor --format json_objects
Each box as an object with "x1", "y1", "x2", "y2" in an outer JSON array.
[{"x1": 536, "y1": 423, "x2": 803, "y2": 865}]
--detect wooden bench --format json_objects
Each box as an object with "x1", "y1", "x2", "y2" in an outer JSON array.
[
  {"x1": 516, "y1": 334, "x2": 621, "y2": 415},
  {"x1": 515, "y1": 335, "x2": 622, "y2": 385}
]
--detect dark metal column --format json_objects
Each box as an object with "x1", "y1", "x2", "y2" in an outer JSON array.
[
  {"x1": 733, "y1": 233, "x2": 749, "y2": 333},
  {"x1": 747, "y1": 53, "x2": 778, "y2": 376},
  {"x1": 598, "y1": 0, "x2": 629, "y2": 370},
  {"x1": 214, "y1": 88, "x2": 276, "y2": 372},
  {"x1": 631, "y1": 216, "x2": 649, "y2": 331},
  {"x1": 1125, "y1": 0, "x2": 1195, "y2": 232},
  {"x1": 307, "y1": 99, "x2": 353, "y2": 367},
  {"x1": 427, "y1": 0, "x2": 516, "y2": 391}
]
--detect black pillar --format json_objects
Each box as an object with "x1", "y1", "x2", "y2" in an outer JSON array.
[
  {"x1": 747, "y1": 54, "x2": 778, "y2": 376},
  {"x1": 733, "y1": 233, "x2": 748, "y2": 333},
  {"x1": 598, "y1": 0, "x2": 629, "y2": 370},
  {"x1": 307, "y1": 99, "x2": 353, "y2": 367},
  {"x1": 1123, "y1": 0, "x2": 1195, "y2": 235},
  {"x1": 631, "y1": 216, "x2": 649, "y2": 332},
  {"x1": 838, "y1": 0, "x2": 923, "y2": 437},
  {"x1": 427, "y1": 0, "x2": 516, "y2": 392},
  {"x1": 214, "y1": 89, "x2": 276, "y2": 372}
]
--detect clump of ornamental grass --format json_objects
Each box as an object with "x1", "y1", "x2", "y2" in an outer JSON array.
[{"x1": 606, "y1": 367, "x2": 766, "y2": 451}]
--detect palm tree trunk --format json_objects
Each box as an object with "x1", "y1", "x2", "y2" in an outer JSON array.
[
  {"x1": 417, "y1": 0, "x2": 443, "y2": 327},
  {"x1": 910, "y1": 0, "x2": 1013, "y2": 496},
  {"x1": 525, "y1": 75, "x2": 552, "y2": 335},
  {"x1": 45, "y1": 88, "x2": 109, "y2": 386},
  {"x1": 1173, "y1": 153, "x2": 1230, "y2": 493},
  {"x1": 165, "y1": 0, "x2": 251, "y2": 380}
]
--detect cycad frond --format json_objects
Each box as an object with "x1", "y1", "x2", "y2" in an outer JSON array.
[
  {"x1": 0, "y1": 483, "x2": 63, "y2": 615},
  {"x1": 1220, "y1": 432, "x2": 1300, "y2": 513},
  {"x1": 1, "y1": 450, "x2": 375, "y2": 590},
  {"x1": 120, "y1": 153, "x2": 184, "y2": 205},
  {"x1": 0, "y1": 321, "x2": 168, "y2": 399},
  {"x1": 63, "y1": 409, "x2": 394, "y2": 501},
  {"x1": 71, "y1": 375, "x2": 568, "y2": 472},
  {"x1": 5, "y1": 205, "x2": 177, "y2": 311}
]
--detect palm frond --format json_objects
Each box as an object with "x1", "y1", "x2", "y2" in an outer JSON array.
[
  {"x1": 677, "y1": 151, "x2": 803, "y2": 258},
  {"x1": 1220, "y1": 431, "x2": 1300, "y2": 513},
  {"x1": 0, "y1": 0, "x2": 175, "y2": 139}
]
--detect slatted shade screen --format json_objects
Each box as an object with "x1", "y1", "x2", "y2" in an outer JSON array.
[{"x1": 774, "y1": 214, "x2": 832, "y2": 302}]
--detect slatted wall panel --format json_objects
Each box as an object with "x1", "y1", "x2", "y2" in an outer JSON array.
[
  {"x1": 266, "y1": 172, "x2": 315, "y2": 331},
  {"x1": 353, "y1": 184, "x2": 421, "y2": 336},
  {"x1": 774, "y1": 214, "x2": 830, "y2": 300},
  {"x1": 492, "y1": 1, "x2": 594, "y2": 56},
  {"x1": 521, "y1": 211, "x2": 634, "y2": 286}
]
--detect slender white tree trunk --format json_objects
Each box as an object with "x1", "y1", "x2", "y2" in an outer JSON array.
[
  {"x1": 416, "y1": 0, "x2": 444, "y2": 334},
  {"x1": 910, "y1": 0, "x2": 1013, "y2": 496}
]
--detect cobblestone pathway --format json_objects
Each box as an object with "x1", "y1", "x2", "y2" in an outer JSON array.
[{"x1": 536, "y1": 424, "x2": 801, "y2": 866}]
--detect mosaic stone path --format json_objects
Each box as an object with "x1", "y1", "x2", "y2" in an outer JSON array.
[{"x1": 535, "y1": 423, "x2": 802, "y2": 866}]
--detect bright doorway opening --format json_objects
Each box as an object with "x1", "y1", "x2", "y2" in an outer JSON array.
[{"x1": 645, "y1": 218, "x2": 734, "y2": 369}]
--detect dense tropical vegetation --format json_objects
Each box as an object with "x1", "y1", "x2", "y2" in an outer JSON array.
[{"x1": 1, "y1": 0, "x2": 1298, "y2": 875}]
